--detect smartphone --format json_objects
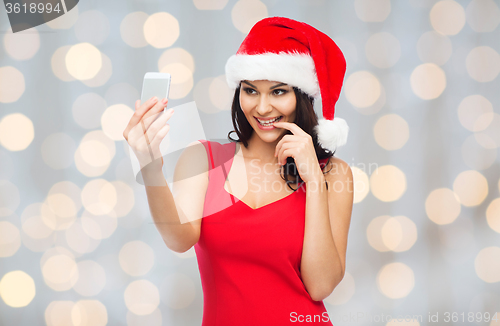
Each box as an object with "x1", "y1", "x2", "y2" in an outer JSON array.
[
  {"x1": 129, "y1": 72, "x2": 207, "y2": 185},
  {"x1": 140, "y1": 72, "x2": 171, "y2": 122},
  {"x1": 128, "y1": 72, "x2": 171, "y2": 184}
]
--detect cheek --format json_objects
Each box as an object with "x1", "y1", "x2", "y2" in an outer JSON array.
[
  {"x1": 239, "y1": 94, "x2": 252, "y2": 112},
  {"x1": 281, "y1": 97, "x2": 297, "y2": 117}
]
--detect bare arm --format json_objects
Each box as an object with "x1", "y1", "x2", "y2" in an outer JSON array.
[
  {"x1": 142, "y1": 140, "x2": 209, "y2": 253},
  {"x1": 142, "y1": 160, "x2": 202, "y2": 253},
  {"x1": 300, "y1": 157, "x2": 353, "y2": 301},
  {"x1": 123, "y1": 96, "x2": 208, "y2": 253}
]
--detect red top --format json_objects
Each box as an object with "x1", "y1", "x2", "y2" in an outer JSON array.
[{"x1": 194, "y1": 140, "x2": 334, "y2": 326}]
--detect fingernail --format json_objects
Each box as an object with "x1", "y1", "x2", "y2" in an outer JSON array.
[
  {"x1": 162, "y1": 98, "x2": 168, "y2": 104},
  {"x1": 152, "y1": 96, "x2": 158, "y2": 102}
]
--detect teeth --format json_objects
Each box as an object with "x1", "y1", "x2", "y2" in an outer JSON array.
[{"x1": 257, "y1": 117, "x2": 281, "y2": 126}]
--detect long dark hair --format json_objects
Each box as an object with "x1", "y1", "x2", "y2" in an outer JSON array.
[{"x1": 227, "y1": 83, "x2": 335, "y2": 191}]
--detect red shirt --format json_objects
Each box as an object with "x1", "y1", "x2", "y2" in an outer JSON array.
[{"x1": 194, "y1": 140, "x2": 334, "y2": 326}]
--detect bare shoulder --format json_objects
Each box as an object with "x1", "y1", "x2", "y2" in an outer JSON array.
[
  {"x1": 322, "y1": 156, "x2": 354, "y2": 197},
  {"x1": 322, "y1": 156, "x2": 353, "y2": 180}
]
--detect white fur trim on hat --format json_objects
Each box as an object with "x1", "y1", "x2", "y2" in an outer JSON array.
[
  {"x1": 225, "y1": 52, "x2": 320, "y2": 97},
  {"x1": 313, "y1": 117, "x2": 349, "y2": 152}
]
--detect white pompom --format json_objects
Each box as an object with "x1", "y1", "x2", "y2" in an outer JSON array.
[{"x1": 313, "y1": 117, "x2": 349, "y2": 152}]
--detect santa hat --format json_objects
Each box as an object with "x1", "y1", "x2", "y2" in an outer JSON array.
[{"x1": 225, "y1": 16, "x2": 349, "y2": 152}]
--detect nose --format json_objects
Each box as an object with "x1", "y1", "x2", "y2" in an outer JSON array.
[{"x1": 256, "y1": 94, "x2": 274, "y2": 115}]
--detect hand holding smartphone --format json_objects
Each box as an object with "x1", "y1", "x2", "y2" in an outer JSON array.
[
  {"x1": 123, "y1": 73, "x2": 173, "y2": 184},
  {"x1": 124, "y1": 72, "x2": 207, "y2": 186},
  {"x1": 139, "y1": 72, "x2": 172, "y2": 125}
]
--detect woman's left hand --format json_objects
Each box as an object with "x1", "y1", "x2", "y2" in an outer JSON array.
[{"x1": 273, "y1": 121, "x2": 324, "y2": 184}]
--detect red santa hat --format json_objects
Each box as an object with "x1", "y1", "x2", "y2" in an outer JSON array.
[{"x1": 225, "y1": 16, "x2": 349, "y2": 152}]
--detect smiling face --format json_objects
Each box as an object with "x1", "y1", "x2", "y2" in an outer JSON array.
[{"x1": 239, "y1": 80, "x2": 297, "y2": 143}]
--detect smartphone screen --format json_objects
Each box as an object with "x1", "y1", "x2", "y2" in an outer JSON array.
[
  {"x1": 141, "y1": 75, "x2": 171, "y2": 104},
  {"x1": 140, "y1": 72, "x2": 171, "y2": 123}
]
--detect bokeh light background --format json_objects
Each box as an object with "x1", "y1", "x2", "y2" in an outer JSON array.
[{"x1": 1, "y1": 0, "x2": 500, "y2": 325}]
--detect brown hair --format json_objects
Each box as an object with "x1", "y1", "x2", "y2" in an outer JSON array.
[{"x1": 227, "y1": 83, "x2": 335, "y2": 191}]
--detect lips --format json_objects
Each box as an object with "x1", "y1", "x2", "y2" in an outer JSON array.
[
  {"x1": 254, "y1": 116, "x2": 283, "y2": 124},
  {"x1": 255, "y1": 116, "x2": 282, "y2": 121}
]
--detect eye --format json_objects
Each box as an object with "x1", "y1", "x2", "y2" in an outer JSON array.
[
  {"x1": 243, "y1": 87, "x2": 256, "y2": 95},
  {"x1": 273, "y1": 89, "x2": 288, "y2": 95}
]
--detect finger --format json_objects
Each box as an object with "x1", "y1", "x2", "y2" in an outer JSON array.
[
  {"x1": 150, "y1": 124, "x2": 171, "y2": 150},
  {"x1": 132, "y1": 114, "x2": 172, "y2": 163},
  {"x1": 129, "y1": 99, "x2": 169, "y2": 142},
  {"x1": 124, "y1": 96, "x2": 159, "y2": 138},
  {"x1": 275, "y1": 134, "x2": 295, "y2": 157},
  {"x1": 279, "y1": 148, "x2": 294, "y2": 166},
  {"x1": 274, "y1": 121, "x2": 308, "y2": 137},
  {"x1": 277, "y1": 142, "x2": 293, "y2": 166},
  {"x1": 124, "y1": 99, "x2": 143, "y2": 140},
  {"x1": 278, "y1": 142, "x2": 303, "y2": 166},
  {"x1": 137, "y1": 96, "x2": 159, "y2": 121},
  {"x1": 141, "y1": 98, "x2": 169, "y2": 131},
  {"x1": 275, "y1": 134, "x2": 286, "y2": 157},
  {"x1": 151, "y1": 124, "x2": 170, "y2": 162},
  {"x1": 145, "y1": 108, "x2": 175, "y2": 144}
]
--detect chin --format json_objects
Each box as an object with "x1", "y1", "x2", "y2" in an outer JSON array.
[{"x1": 255, "y1": 129, "x2": 284, "y2": 141}]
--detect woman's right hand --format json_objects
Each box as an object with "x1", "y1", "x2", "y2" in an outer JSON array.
[{"x1": 123, "y1": 96, "x2": 175, "y2": 170}]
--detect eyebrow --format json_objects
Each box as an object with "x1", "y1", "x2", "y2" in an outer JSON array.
[{"x1": 241, "y1": 81, "x2": 288, "y2": 89}]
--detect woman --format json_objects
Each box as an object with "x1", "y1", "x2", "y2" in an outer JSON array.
[{"x1": 124, "y1": 16, "x2": 353, "y2": 326}]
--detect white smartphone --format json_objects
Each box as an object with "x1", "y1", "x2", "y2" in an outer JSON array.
[
  {"x1": 141, "y1": 72, "x2": 171, "y2": 120},
  {"x1": 129, "y1": 72, "x2": 207, "y2": 185},
  {"x1": 128, "y1": 72, "x2": 171, "y2": 185}
]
